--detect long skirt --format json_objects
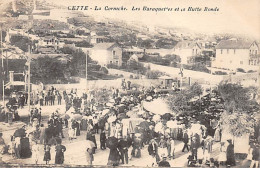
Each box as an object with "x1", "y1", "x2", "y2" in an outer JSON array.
[{"x1": 107, "y1": 148, "x2": 120, "y2": 166}]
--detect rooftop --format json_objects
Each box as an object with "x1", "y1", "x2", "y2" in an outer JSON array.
[
  {"x1": 215, "y1": 39, "x2": 255, "y2": 49},
  {"x1": 92, "y1": 43, "x2": 118, "y2": 50}
]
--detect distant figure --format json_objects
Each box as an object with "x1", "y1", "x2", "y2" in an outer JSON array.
[
  {"x1": 44, "y1": 144, "x2": 51, "y2": 164},
  {"x1": 55, "y1": 140, "x2": 66, "y2": 164}
]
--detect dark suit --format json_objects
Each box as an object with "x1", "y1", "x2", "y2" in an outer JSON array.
[{"x1": 182, "y1": 132, "x2": 189, "y2": 152}]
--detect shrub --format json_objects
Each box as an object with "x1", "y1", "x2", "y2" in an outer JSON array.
[
  {"x1": 247, "y1": 70, "x2": 256, "y2": 73},
  {"x1": 214, "y1": 71, "x2": 228, "y2": 75},
  {"x1": 237, "y1": 68, "x2": 246, "y2": 73}
]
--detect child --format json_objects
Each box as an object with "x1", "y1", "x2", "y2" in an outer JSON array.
[{"x1": 43, "y1": 144, "x2": 51, "y2": 164}]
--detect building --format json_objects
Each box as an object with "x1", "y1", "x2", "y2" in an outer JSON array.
[
  {"x1": 212, "y1": 39, "x2": 259, "y2": 71},
  {"x1": 173, "y1": 41, "x2": 202, "y2": 64},
  {"x1": 38, "y1": 36, "x2": 65, "y2": 49},
  {"x1": 90, "y1": 43, "x2": 122, "y2": 66}
]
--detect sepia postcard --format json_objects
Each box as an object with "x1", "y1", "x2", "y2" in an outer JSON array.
[{"x1": 0, "y1": 0, "x2": 259, "y2": 168}]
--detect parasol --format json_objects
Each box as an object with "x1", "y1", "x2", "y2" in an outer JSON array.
[
  {"x1": 72, "y1": 114, "x2": 83, "y2": 121},
  {"x1": 143, "y1": 98, "x2": 172, "y2": 115},
  {"x1": 60, "y1": 114, "x2": 70, "y2": 120},
  {"x1": 13, "y1": 128, "x2": 26, "y2": 137},
  {"x1": 106, "y1": 136, "x2": 118, "y2": 149},
  {"x1": 82, "y1": 116, "x2": 89, "y2": 120}
]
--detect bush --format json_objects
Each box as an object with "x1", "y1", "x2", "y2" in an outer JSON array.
[
  {"x1": 237, "y1": 68, "x2": 246, "y2": 73},
  {"x1": 247, "y1": 70, "x2": 256, "y2": 73},
  {"x1": 214, "y1": 71, "x2": 228, "y2": 75},
  {"x1": 146, "y1": 70, "x2": 164, "y2": 79}
]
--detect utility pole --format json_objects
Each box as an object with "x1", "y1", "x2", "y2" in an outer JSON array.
[
  {"x1": 1, "y1": 24, "x2": 5, "y2": 107},
  {"x1": 27, "y1": 45, "x2": 31, "y2": 123},
  {"x1": 86, "y1": 53, "x2": 88, "y2": 93}
]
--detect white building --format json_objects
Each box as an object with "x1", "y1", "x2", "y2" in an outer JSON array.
[
  {"x1": 173, "y1": 41, "x2": 202, "y2": 64},
  {"x1": 212, "y1": 39, "x2": 259, "y2": 71},
  {"x1": 89, "y1": 43, "x2": 123, "y2": 66}
]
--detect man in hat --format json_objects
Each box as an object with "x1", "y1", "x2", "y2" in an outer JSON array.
[
  {"x1": 182, "y1": 129, "x2": 189, "y2": 152},
  {"x1": 118, "y1": 135, "x2": 129, "y2": 164},
  {"x1": 158, "y1": 154, "x2": 171, "y2": 167}
]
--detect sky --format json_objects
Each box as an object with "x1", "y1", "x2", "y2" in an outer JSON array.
[{"x1": 37, "y1": 0, "x2": 260, "y2": 38}]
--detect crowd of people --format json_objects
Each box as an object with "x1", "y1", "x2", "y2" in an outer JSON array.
[{"x1": 0, "y1": 83, "x2": 259, "y2": 168}]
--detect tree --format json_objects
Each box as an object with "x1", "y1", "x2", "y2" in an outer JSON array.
[
  {"x1": 10, "y1": 35, "x2": 34, "y2": 52},
  {"x1": 31, "y1": 56, "x2": 66, "y2": 84},
  {"x1": 217, "y1": 82, "x2": 258, "y2": 113},
  {"x1": 187, "y1": 82, "x2": 203, "y2": 99},
  {"x1": 219, "y1": 111, "x2": 255, "y2": 137}
]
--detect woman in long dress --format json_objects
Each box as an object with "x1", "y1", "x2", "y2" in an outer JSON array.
[{"x1": 214, "y1": 126, "x2": 221, "y2": 142}]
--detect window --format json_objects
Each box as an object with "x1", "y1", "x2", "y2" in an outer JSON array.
[
  {"x1": 250, "y1": 50, "x2": 252, "y2": 54},
  {"x1": 192, "y1": 49, "x2": 194, "y2": 55},
  {"x1": 227, "y1": 49, "x2": 229, "y2": 54},
  {"x1": 256, "y1": 50, "x2": 258, "y2": 55},
  {"x1": 240, "y1": 61, "x2": 243, "y2": 65},
  {"x1": 116, "y1": 61, "x2": 118, "y2": 64},
  {"x1": 249, "y1": 60, "x2": 251, "y2": 65},
  {"x1": 110, "y1": 61, "x2": 112, "y2": 64},
  {"x1": 220, "y1": 49, "x2": 223, "y2": 54},
  {"x1": 234, "y1": 49, "x2": 236, "y2": 54},
  {"x1": 112, "y1": 51, "x2": 116, "y2": 56},
  {"x1": 254, "y1": 60, "x2": 257, "y2": 65},
  {"x1": 230, "y1": 60, "x2": 232, "y2": 63},
  {"x1": 195, "y1": 49, "x2": 198, "y2": 54}
]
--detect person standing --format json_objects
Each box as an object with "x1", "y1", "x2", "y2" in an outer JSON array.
[
  {"x1": 182, "y1": 130, "x2": 189, "y2": 152},
  {"x1": 31, "y1": 141, "x2": 40, "y2": 164},
  {"x1": 55, "y1": 140, "x2": 66, "y2": 164},
  {"x1": 226, "y1": 139, "x2": 235, "y2": 167},
  {"x1": 44, "y1": 144, "x2": 51, "y2": 164},
  {"x1": 167, "y1": 137, "x2": 175, "y2": 159},
  {"x1": 100, "y1": 130, "x2": 106, "y2": 150},
  {"x1": 118, "y1": 136, "x2": 129, "y2": 164}
]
